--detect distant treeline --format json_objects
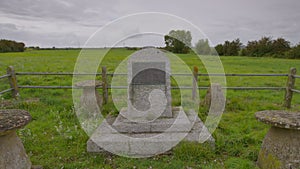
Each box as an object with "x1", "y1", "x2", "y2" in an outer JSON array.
[
  {"x1": 2, "y1": 35, "x2": 300, "y2": 59},
  {"x1": 214, "y1": 37, "x2": 300, "y2": 59},
  {"x1": 30, "y1": 47, "x2": 82, "y2": 50},
  {"x1": 0, "y1": 39, "x2": 25, "y2": 53},
  {"x1": 192, "y1": 36, "x2": 300, "y2": 59},
  {"x1": 163, "y1": 30, "x2": 300, "y2": 59}
]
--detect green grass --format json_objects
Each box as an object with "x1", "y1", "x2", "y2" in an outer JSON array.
[{"x1": 0, "y1": 49, "x2": 300, "y2": 168}]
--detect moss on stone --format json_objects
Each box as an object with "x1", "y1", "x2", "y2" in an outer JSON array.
[{"x1": 258, "y1": 150, "x2": 282, "y2": 169}]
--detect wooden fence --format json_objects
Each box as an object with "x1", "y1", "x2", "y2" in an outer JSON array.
[{"x1": 0, "y1": 66, "x2": 299, "y2": 108}]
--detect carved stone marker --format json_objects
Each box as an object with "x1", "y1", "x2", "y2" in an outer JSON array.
[
  {"x1": 0, "y1": 109, "x2": 32, "y2": 169},
  {"x1": 125, "y1": 49, "x2": 172, "y2": 121},
  {"x1": 255, "y1": 110, "x2": 300, "y2": 169},
  {"x1": 87, "y1": 48, "x2": 214, "y2": 157}
]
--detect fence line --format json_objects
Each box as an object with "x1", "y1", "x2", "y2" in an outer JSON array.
[
  {"x1": 0, "y1": 66, "x2": 298, "y2": 108},
  {"x1": 108, "y1": 86, "x2": 285, "y2": 90},
  {"x1": 18, "y1": 86, "x2": 99, "y2": 89},
  {"x1": 223, "y1": 87, "x2": 285, "y2": 90},
  {"x1": 16, "y1": 85, "x2": 285, "y2": 91},
  {"x1": 16, "y1": 72, "x2": 288, "y2": 77},
  {"x1": 197, "y1": 73, "x2": 288, "y2": 77},
  {"x1": 16, "y1": 72, "x2": 102, "y2": 76}
]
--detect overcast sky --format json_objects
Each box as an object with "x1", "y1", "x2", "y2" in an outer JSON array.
[{"x1": 0, "y1": 0, "x2": 300, "y2": 47}]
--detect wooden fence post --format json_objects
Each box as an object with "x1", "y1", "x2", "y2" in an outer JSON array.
[
  {"x1": 192, "y1": 66, "x2": 199, "y2": 100},
  {"x1": 102, "y1": 66, "x2": 108, "y2": 104},
  {"x1": 7, "y1": 66, "x2": 19, "y2": 99},
  {"x1": 284, "y1": 67, "x2": 297, "y2": 108}
]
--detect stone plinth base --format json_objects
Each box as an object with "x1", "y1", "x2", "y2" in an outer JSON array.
[
  {"x1": 256, "y1": 110, "x2": 300, "y2": 169},
  {"x1": 0, "y1": 132, "x2": 31, "y2": 169},
  {"x1": 87, "y1": 107, "x2": 214, "y2": 157},
  {"x1": 257, "y1": 127, "x2": 300, "y2": 169}
]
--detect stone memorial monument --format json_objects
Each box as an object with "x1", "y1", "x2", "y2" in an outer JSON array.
[{"x1": 87, "y1": 48, "x2": 214, "y2": 157}]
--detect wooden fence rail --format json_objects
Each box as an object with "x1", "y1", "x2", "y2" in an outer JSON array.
[
  {"x1": 291, "y1": 89, "x2": 300, "y2": 94},
  {"x1": 16, "y1": 72, "x2": 102, "y2": 76},
  {"x1": 0, "y1": 74, "x2": 10, "y2": 79},
  {"x1": 8, "y1": 72, "x2": 290, "y2": 78},
  {"x1": 0, "y1": 88, "x2": 13, "y2": 95},
  {"x1": 18, "y1": 86, "x2": 88, "y2": 89},
  {"x1": 107, "y1": 73, "x2": 289, "y2": 77},
  {"x1": 0, "y1": 66, "x2": 298, "y2": 108}
]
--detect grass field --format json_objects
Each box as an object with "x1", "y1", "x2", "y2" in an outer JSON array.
[{"x1": 0, "y1": 49, "x2": 300, "y2": 169}]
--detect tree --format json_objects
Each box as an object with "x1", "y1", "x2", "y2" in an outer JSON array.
[
  {"x1": 243, "y1": 37, "x2": 290, "y2": 57},
  {"x1": 271, "y1": 38, "x2": 291, "y2": 57},
  {"x1": 243, "y1": 37, "x2": 271, "y2": 57},
  {"x1": 285, "y1": 44, "x2": 300, "y2": 59},
  {"x1": 195, "y1": 39, "x2": 211, "y2": 55},
  {"x1": 164, "y1": 30, "x2": 192, "y2": 54},
  {"x1": 215, "y1": 39, "x2": 242, "y2": 56},
  {"x1": 231, "y1": 38, "x2": 242, "y2": 56},
  {"x1": 222, "y1": 41, "x2": 231, "y2": 56},
  {"x1": 215, "y1": 44, "x2": 224, "y2": 56},
  {"x1": 0, "y1": 39, "x2": 25, "y2": 53},
  {"x1": 224, "y1": 39, "x2": 242, "y2": 56}
]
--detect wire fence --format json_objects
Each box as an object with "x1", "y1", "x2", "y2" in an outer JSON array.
[{"x1": 0, "y1": 66, "x2": 298, "y2": 108}]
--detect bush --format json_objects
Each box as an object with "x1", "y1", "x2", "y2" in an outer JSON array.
[
  {"x1": 285, "y1": 44, "x2": 300, "y2": 59},
  {"x1": 0, "y1": 39, "x2": 25, "y2": 53},
  {"x1": 243, "y1": 37, "x2": 290, "y2": 57},
  {"x1": 215, "y1": 39, "x2": 242, "y2": 56}
]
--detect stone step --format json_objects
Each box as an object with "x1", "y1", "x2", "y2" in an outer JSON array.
[
  {"x1": 111, "y1": 107, "x2": 201, "y2": 133},
  {"x1": 88, "y1": 131, "x2": 191, "y2": 157},
  {"x1": 87, "y1": 108, "x2": 215, "y2": 157}
]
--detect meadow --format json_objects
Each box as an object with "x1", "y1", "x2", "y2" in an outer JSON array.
[{"x1": 0, "y1": 49, "x2": 300, "y2": 169}]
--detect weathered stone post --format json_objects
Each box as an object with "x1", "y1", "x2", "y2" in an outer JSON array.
[
  {"x1": 102, "y1": 66, "x2": 108, "y2": 104},
  {"x1": 192, "y1": 66, "x2": 199, "y2": 101},
  {"x1": 284, "y1": 67, "x2": 296, "y2": 108},
  {"x1": 7, "y1": 66, "x2": 19, "y2": 99}
]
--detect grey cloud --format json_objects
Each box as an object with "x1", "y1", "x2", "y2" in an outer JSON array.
[
  {"x1": 0, "y1": 23, "x2": 18, "y2": 31},
  {"x1": 0, "y1": 0, "x2": 300, "y2": 47},
  {"x1": 0, "y1": 0, "x2": 119, "y2": 26}
]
